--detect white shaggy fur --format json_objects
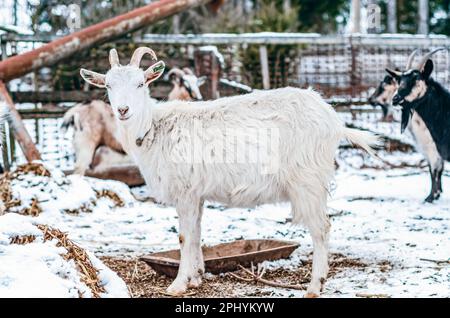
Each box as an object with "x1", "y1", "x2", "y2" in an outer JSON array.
[{"x1": 80, "y1": 48, "x2": 377, "y2": 297}]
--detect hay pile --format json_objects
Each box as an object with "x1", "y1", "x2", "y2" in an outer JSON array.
[
  {"x1": 0, "y1": 162, "x2": 127, "y2": 216},
  {"x1": 102, "y1": 253, "x2": 377, "y2": 298},
  {"x1": 0, "y1": 213, "x2": 128, "y2": 298},
  {"x1": 0, "y1": 163, "x2": 132, "y2": 297},
  {"x1": 0, "y1": 163, "x2": 52, "y2": 216},
  {"x1": 37, "y1": 224, "x2": 106, "y2": 298}
]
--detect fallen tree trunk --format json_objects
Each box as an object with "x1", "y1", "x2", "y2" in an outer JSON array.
[
  {"x1": 0, "y1": 0, "x2": 214, "y2": 82},
  {"x1": 64, "y1": 165, "x2": 145, "y2": 187},
  {"x1": 0, "y1": 81, "x2": 41, "y2": 161}
]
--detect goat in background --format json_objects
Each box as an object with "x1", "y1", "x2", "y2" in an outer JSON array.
[
  {"x1": 371, "y1": 50, "x2": 444, "y2": 203},
  {"x1": 386, "y1": 48, "x2": 448, "y2": 202},
  {"x1": 167, "y1": 67, "x2": 206, "y2": 101}
]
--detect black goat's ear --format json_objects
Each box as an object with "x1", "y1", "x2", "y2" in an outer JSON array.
[
  {"x1": 421, "y1": 59, "x2": 433, "y2": 80},
  {"x1": 400, "y1": 109, "x2": 412, "y2": 133}
]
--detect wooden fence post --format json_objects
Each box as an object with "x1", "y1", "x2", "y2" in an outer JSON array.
[
  {"x1": 0, "y1": 81, "x2": 41, "y2": 162},
  {"x1": 194, "y1": 48, "x2": 221, "y2": 100},
  {"x1": 0, "y1": 36, "x2": 10, "y2": 171},
  {"x1": 259, "y1": 45, "x2": 270, "y2": 89}
]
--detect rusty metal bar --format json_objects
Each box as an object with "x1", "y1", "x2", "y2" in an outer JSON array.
[
  {"x1": 0, "y1": 0, "x2": 213, "y2": 82},
  {"x1": 0, "y1": 81, "x2": 41, "y2": 162}
]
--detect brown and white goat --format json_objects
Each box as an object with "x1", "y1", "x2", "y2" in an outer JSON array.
[
  {"x1": 61, "y1": 100, "x2": 128, "y2": 174},
  {"x1": 167, "y1": 67, "x2": 206, "y2": 101}
]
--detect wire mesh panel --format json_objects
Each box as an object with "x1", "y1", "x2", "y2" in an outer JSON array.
[{"x1": 1, "y1": 33, "x2": 450, "y2": 169}]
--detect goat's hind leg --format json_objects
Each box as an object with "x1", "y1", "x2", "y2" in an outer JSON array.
[
  {"x1": 425, "y1": 157, "x2": 444, "y2": 203},
  {"x1": 290, "y1": 185, "x2": 330, "y2": 298},
  {"x1": 167, "y1": 198, "x2": 204, "y2": 295}
]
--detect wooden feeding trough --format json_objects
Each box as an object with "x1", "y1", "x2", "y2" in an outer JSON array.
[{"x1": 140, "y1": 239, "x2": 299, "y2": 278}]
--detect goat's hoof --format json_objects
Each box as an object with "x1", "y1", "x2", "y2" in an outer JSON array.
[
  {"x1": 304, "y1": 292, "x2": 320, "y2": 298},
  {"x1": 188, "y1": 275, "x2": 202, "y2": 288},
  {"x1": 167, "y1": 280, "x2": 188, "y2": 296},
  {"x1": 424, "y1": 195, "x2": 437, "y2": 203}
]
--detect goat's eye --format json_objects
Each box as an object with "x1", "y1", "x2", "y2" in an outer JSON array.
[
  {"x1": 106, "y1": 84, "x2": 111, "y2": 89},
  {"x1": 137, "y1": 82, "x2": 144, "y2": 88}
]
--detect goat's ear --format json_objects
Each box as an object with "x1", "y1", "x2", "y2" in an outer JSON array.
[
  {"x1": 197, "y1": 76, "x2": 207, "y2": 86},
  {"x1": 385, "y1": 68, "x2": 401, "y2": 80},
  {"x1": 80, "y1": 69, "x2": 106, "y2": 88},
  {"x1": 144, "y1": 61, "x2": 165, "y2": 85},
  {"x1": 421, "y1": 59, "x2": 433, "y2": 80}
]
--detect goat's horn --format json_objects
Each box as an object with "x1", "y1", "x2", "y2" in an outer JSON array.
[
  {"x1": 109, "y1": 49, "x2": 120, "y2": 67},
  {"x1": 167, "y1": 67, "x2": 185, "y2": 78},
  {"x1": 130, "y1": 47, "x2": 157, "y2": 67},
  {"x1": 417, "y1": 47, "x2": 447, "y2": 70},
  {"x1": 405, "y1": 49, "x2": 418, "y2": 70}
]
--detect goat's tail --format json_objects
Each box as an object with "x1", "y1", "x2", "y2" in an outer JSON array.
[
  {"x1": 61, "y1": 105, "x2": 82, "y2": 134},
  {"x1": 342, "y1": 127, "x2": 380, "y2": 157}
]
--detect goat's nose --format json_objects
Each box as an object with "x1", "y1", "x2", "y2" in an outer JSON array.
[
  {"x1": 392, "y1": 95, "x2": 402, "y2": 105},
  {"x1": 118, "y1": 106, "x2": 129, "y2": 116}
]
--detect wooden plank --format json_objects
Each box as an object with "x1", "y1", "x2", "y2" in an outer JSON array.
[
  {"x1": 259, "y1": 45, "x2": 270, "y2": 89},
  {"x1": 194, "y1": 48, "x2": 221, "y2": 100},
  {"x1": 11, "y1": 83, "x2": 173, "y2": 103},
  {"x1": 64, "y1": 165, "x2": 145, "y2": 187}
]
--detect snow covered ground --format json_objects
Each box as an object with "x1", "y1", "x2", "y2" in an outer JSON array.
[
  {"x1": 0, "y1": 213, "x2": 129, "y2": 298},
  {"x1": 0, "y1": 143, "x2": 448, "y2": 297}
]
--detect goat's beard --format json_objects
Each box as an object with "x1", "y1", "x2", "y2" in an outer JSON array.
[{"x1": 400, "y1": 102, "x2": 415, "y2": 133}]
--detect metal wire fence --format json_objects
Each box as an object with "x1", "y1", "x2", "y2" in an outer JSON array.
[{"x1": 0, "y1": 33, "x2": 449, "y2": 169}]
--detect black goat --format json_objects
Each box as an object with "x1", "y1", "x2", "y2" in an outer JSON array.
[{"x1": 387, "y1": 49, "x2": 449, "y2": 202}]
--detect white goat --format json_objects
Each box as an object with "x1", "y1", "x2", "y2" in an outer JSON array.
[
  {"x1": 80, "y1": 47, "x2": 378, "y2": 297},
  {"x1": 63, "y1": 67, "x2": 205, "y2": 175}
]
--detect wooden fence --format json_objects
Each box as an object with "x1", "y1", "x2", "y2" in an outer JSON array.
[{"x1": 0, "y1": 32, "x2": 449, "y2": 169}]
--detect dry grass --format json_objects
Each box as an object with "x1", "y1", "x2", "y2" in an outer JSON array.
[
  {"x1": 63, "y1": 203, "x2": 94, "y2": 215},
  {"x1": 101, "y1": 253, "x2": 371, "y2": 298},
  {"x1": 0, "y1": 163, "x2": 51, "y2": 216},
  {"x1": 14, "y1": 163, "x2": 51, "y2": 177},
  {"x1": 0, "y1": 174, "x2": 21, "y2": 211},
  {"x1": 37, "y1": 224, "x2": 106, "y2": 298},
  {"x1": 9, "y1": 235, "x2": 36, "y2": 245},
  {"x1": 95, "y1": 189, "x2": 125, "y2": 207},
  {"x1": 21, "y1": 198, "x2": 42, "y2": 216}
]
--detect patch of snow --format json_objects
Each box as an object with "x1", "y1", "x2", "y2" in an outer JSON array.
[
  {"x1": 1, "y1": 142, "x2": 449, "y2": 297},
  {"x1": 199, "y1": 45, "x2": 225, "y2": 69},
  {"x1": 0, "y1": 213, "x2": 129, "y2": 298},
  {"x1": 220, "y1": 78, "x2": 252, "y2": 93}
]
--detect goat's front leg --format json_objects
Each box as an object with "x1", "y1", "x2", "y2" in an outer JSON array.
[
  {"x1": 167, "y1": 199, "x2": 204, "y2": 295},
  {"x1": 73, "y1": 138, "x2": 98, "y2": 175}
]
